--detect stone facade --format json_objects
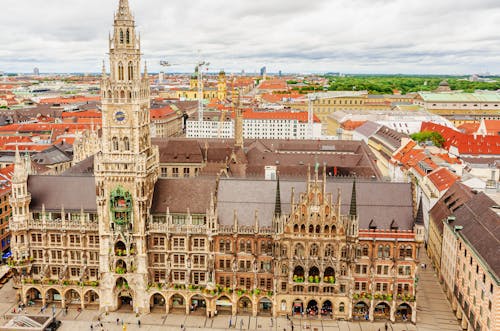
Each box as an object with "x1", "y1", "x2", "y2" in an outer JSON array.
[{"x1": 8, "y1": 0, "x2": 422, "y2": 323}]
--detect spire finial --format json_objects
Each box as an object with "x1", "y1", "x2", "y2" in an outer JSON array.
[
  {"x1": 101, "y1": 60, "x2": 106, "y2": 77},
  {"x1": 274, "y1": 172, "x2": 282, "y2": 217},
  {"x1": 349, "y1": 177, "x2": 357, "y2": 217},
  {"x1": 144, "y1": 61, "x2": 148, "y2": 76}
]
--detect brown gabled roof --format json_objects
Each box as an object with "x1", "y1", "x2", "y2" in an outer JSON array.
[
  {"x1": 28, "y1": 175, "x2": 97, "y2": 211},
  {"x1": 451, "y1": 192, "x2": 500, "y2": 278},
  {"x1": 151, "y1": 177, "x2": 216, "y2": 214},
  {"x1": 429, "y1": 182, "x2": 475, "y2": 234},
  {"x1": 217, "y1": 178, "x2": 414, "y2": 230},
  {"x1": 155, "y1": 139, "x2": 204, "y2": 163}
]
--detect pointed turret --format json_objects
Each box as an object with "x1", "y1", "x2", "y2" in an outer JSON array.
[
  {"x1": 116, "y1": 0, "x2": 133, "y2": 20},
  {"x1": 274, "y1": 174, "x2": 282, "y2": 217},
  {"x1": 12, "y1": 145, "x2": 27, "y2": 183},
  {"x1": 349, "y1": 178, "x2": 357, "y2": 218},
  {"x1": 415, "y1": 196, "x2": 424, "y2": 225}
]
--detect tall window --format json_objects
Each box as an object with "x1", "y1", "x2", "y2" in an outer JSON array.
[
  {"x1": 119, "y1": 29, "x2": 124, "y2": 43},
  {"x1": 123, "y1": 137, "x2": 130, "y2": 151},
  {"x1": 128, "y1": 61, "x2": 134, "y2": 80},
  {"x1": 112, "y1": 137, "x2": 119, "y2": 151},
  {"x1": 126, "y1": 29, "x2": 130, "y2": 44},
  {"x1": 118, "y1": 62, "x2": 124, "y2": 80}
]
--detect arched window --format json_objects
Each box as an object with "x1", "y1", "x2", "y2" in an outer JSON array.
[
  {"x1": 123, "y1": 137, "x2": 130, "y2": 151},
  {"x1": 239, "y1": 240, "x2": 245, "y2": 252},
  {"x1": 310, "y1": 244, "x2": 319, "y2": 256},
  {"x1": 339, "y1": 302, "x2": 345, "y2": 312},
  {"x1": 362, "y1": 245, "x2": 369, "y2": 257},
  {"x1": 378, "y1": 245, "x2": 384, "y2": 258},
  {"x1": 341, "y1": 246, "x2": 347, "y2": 258},
  {"x1": 399, "y1": 245, "x2": 406, "y2": 258},
  {"x1": 120, "y1": 90, "x2": 125, "y2": 99},
  {"x1": 112, "y1": 137, "x2": 118, "y2": 151},
  {"x1": 107, "y1": 90, "x2": 112, "y2": 99},
  {"x1": 219, "y1": 240, "x2": 225, "y2": 252},
  {"x1": 324, "y1": 225, "x2": 329, "y2": 233},
  {"x1": 331, "y1": 225, "x2": 336, "y2": 235},
  {"x1": 126, "y1": 29, "x2": 130, "y2": 44},
  {"x1": 309, "y1": 225, "x2": 314, "y2": 233},
  {"x1": 281, "y1": 245, "x2": 287, "y2": 257},
  {"x1": 324, "y1": 244, "x2": 334, "y2": 257},
  {"x1": 300, "y1": 224, "x2": 305, "y2": 233},
  {"x1": 294, "y1": 244, "x2": 304, "y2": 258},
  {"x1": 293, "y1": 224, "x2": 299, "y2": 233},
  {"x1": 119, "y1": 29, "x2": 124, "y2": 44},
  {"x1": 384, "y1": 245, "x2": 391, "y2": 258},
  {"x1": 118, "y1": 62, "x2": 124, "y2": 80},
  {"x1": 128, "y1": 61, "x2": 134, "y2": 80},
  {"x1": 315, "y1": 225, "x2": 320, "y2": 233},
  {"x1": 405, "y1": 246, "x2": 413, "y2": 258},
  {"x1": 246, "y1": 240, "x2": 252, "y2": 253}
]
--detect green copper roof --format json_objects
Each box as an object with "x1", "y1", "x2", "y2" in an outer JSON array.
[{"x1": 419, "y1": 92, "x2": 500, "y2": 103}]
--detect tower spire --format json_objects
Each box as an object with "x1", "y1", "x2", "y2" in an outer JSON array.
[
  {"x1": 349, "y1": 177, "x2": 357, "y2": 217},
  {"x1": 274, "y1": 172, "x2": 282, "y2": 217},
  {"x1": 415, "y1": 196, "x2": 424, "y2": 225}
]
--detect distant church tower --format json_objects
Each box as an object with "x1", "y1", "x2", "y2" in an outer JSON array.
[
  {"x1": 217, "y1": 70, "x2": 227, "y2": 101},
  {"x1": 95, "y1": 0, "x2": 159, "y2": 313}
]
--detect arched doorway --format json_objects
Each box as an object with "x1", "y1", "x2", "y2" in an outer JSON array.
[
  {"x1": 116, "y1": 277, "x2": 133, "y2": 311},
  {"x1": 374, "y1": 302, "x2": 390, "y2": 320},
  {"x1": 25, "y1": 288, "x2": 42, "y2": 306},
  {"x1": 257, "y1": 298, "x2": 272, "y2": 316},
  {"x1": 321, "y1": 300, "x2": 332, "y2": 317},
  {"x1": 190, "y1": 295, "x2": 206, "y2": 315},
  {"x1": 237, "y1": 296, "x2": 252, "y2": 315},
  {"x1": 306, "y1": 300, "x2": 318, "y2": 317},
  {"x1": 115, "y1": 259, "x2": 127, "y2": 274},
  {"x1": 64, "y1": 289, "x2": 81, "y2": 307},
  {"x1": 293, "y1": 266, "x2": 304, "y2": 283},
  {"x1": 170, "y1": 294, "x2": 185, "y2": 314},
  {"x1": 396, "y1": 303, "x2": 412, "y2": 322},
  {"x1": 150, "y1": 293, "x2": 166, "y2": 313},
  {"x1": 46, "y1": 288, "x2": 62, "y2": 307},
  {"x1": 83, "y1": 290, "x2": 99, "y2": 309},
  {"x1": 292, "y1": 299, "x2": 303, "y2": 316},
  {"x1": 308, "y1": 266, "x2": 319, "y2": 283},
  {"x1": 353, "y1": 301, "x2": 369, "y2": 320},
  {"x1": 215, "y1": 295, "x2": 232, "y2": 315}
]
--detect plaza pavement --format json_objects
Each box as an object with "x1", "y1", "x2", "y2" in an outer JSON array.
[{"x1": 0, "y1": 250, "x2": 461, "y2": 331}]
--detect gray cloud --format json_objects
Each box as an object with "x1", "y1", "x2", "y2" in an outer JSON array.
[{"x1": 0, "y1": 0, "x2": 499, "y2": 74}]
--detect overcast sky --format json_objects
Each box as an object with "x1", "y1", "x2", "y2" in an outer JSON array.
[{"x1": 1, "y1": 0, "x2": 500, "y2": 75}]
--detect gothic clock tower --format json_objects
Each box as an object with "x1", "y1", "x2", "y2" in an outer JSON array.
[{"x1": 95, "y1": 0, "x2": 159, "y2": 313}]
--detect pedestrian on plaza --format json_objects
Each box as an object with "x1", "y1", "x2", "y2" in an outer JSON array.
[
  {"x1": 116, "y1": 318, "x2": 119, "y2": 325},
  {"x1": 137, "y1": 319, "x2": 141, "y2": 328},
  {"x1": 90, "y1": 324, "x2": 93, "y2": 331},
  {"x1": 121, "y1": 318, "x2": 124, "y2": 326},
  {"x1": 385, "y1": 322, "x2": 388, "y2": 331},
  {"x1": 240, "y1": 319, "x2": 244, "y2": 330},
  {"x1": 229, "y1": 318, "x2": 232, "y2": 327}
]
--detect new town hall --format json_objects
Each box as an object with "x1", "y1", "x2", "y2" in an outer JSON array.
[{"x1": 8, "y1": 0, "x2": 423, "y2": 323}]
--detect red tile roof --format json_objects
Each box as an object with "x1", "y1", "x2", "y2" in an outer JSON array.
[
  {"x1": 61, "y1": 110, "x2": 101, "y2": 118},
  {"x1": 421, "y1": 122, "x2": 500, "y2": 155},
  {"x1": 258, "y1": 79, "x2": 288, "y2": 91},
  {"x1": 457, "y1": 122, "x2": 480, "y2": 134},
  {"x1": 341, "y1": 120, "x2": 367, "y2": 131},
  {"x1": 150, "y1": 106, "x2": 177, "y2": 120},
  {"x1": 39, "y1": 95, "x2": 100, "y2": 105},
  {"x1": 482, "y1": 120, "x2": 500, "y2": 136},
  {"x1": 426, "y1": 167, "x2": 458, "y2": 192},
  {"x1": 234, "y1": 110, "x2": 320, "y2": 123}
]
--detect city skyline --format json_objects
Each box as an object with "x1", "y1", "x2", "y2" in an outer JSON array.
[{"x1": 1, "y1": 0, "x2": 499, "y2": 75}]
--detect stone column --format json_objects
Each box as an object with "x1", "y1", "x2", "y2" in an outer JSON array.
[
  {"x1": 390, "y1": 300, "x2": 395, "y2": 323},
  {"x1": 369, "y1": 299, "x2": 374, "y2": 322}
]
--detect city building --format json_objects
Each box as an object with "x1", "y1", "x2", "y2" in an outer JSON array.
[{"x1": 7, "y1": 0, "x2": 422, "y2": 323}]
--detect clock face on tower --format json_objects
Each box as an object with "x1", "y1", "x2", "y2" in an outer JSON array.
[{"x1": 114, "y1": 111, "x2": 127, "y2": 124}]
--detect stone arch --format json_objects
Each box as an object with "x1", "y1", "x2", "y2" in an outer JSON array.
[
  {"x1": 324, "y1": 225, "x2": 329, "y2": 233},
  {"x1": 128, "y1": 61, "x2": 134, "y2": 80},
  {"x1": 306, "y1": 299, "x2": 319, "y2": 316},
  {"x1": 257, "y1": 297, "x2": 272, "y2": 316},
  {"x1": 237, "y1": 296, "x2": 252, "y2": 315},
  {"x1": 396, "y1": 303, "x2": 412, "y2": 322},
  {"x1": 315, "y1": 225, "x2": 320, "y2": 233},
  {"x1": 293, "y1": 266, "x2": 304, "y2": 281},
  {"x1": 118, "y1": 62, "x2": 124, "y2": 80},
  {"x1": 115, "y1": 259, "x2": 127, "y2": 274},
  {"x1": 64, "y1": 289, "x2": 81, "y2": 307},
  {"x1": 292, "y1": 298, "x2": 303, "y2": 315},
  {"x1": 112, "y1": 137, "x2": 119, "y2": 151},
  {"x1": 126, "y1": 29, "x2": 130, "y2": 44},
  {"x1": 308, "y1": 266, "x2": 320, "y2": 282},
  {"x1": 353, "y1": 301, "x2": 369, "y2": 320},
  {"x1": 331, "y1": 225, "x2": 336, "y2": 234},
  {"x1": 120, "y1": 90, "x2": 125, "y2": 99},
  {"x1": 300, "y1": 224, "x2": 305, "y2": 233},
  {"x1": 150, "y1": 292, "x2": 166, "y2": 312},
  {"x1": 189, "y1": 294, "x2": 206, "y2": 315},
  {"x1": 107, "y1": 90, "x2": 112, "y2": 99},
  {"x1": 45, "y1": 288, "x2": 62, "y2": 307},
  {"x1": 83, "y1": 289, "x2": 99, "y2": 308},
  {"x1": 215, "y1": 295, "x2": 232, "y2": 315},
  {"x1": 24, "y1": 287, "x2": 42, "y2": 305},
  {"x1": 321, "y1": 300, "x2": 332, "y2": 316},
  {"x1": 293, "y1": 224, "x2": 299, "y2": 233},
  {"x1": 374, "y1": 301, "x2": 391, "y2": 320},
  {"x1": 119, "y1": 29, "x2": 124, "y2": 43},
  {"x1": 169, "y1": 293, "x2": 186, "y2": 313},
  {"x1": 309, "y1": 224, "x2": 314, "y2": 233},
  {"x1": 115, "y1": 240, "x2": 126, "y2": 255},
  {"x1": 324, "y1": 266, "x2": 335, "y2": 283}
]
